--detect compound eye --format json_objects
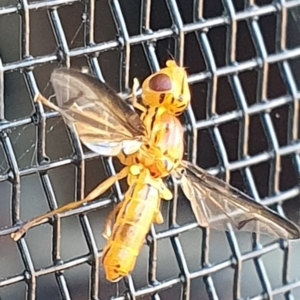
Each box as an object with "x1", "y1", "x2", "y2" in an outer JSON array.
[{"x1": 149, "y1": 74, "x2": 172, "y2": 92}]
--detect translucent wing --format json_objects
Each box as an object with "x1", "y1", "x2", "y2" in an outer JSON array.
[
  {"x1": 179, "y1": 160, "x2": 300, "y2": 239},
  {"x1": 49, "y1": 68, "x2": 145, "y2": 156}
]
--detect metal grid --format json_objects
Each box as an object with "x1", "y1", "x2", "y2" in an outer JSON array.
[{"x1": 0, "y1": 0, "x2": 300, "y2": 299}]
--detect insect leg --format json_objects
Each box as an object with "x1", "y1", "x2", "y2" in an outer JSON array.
[
  {"x1": 127, "y1": 78, "x2": 147, "y2": 112},
  {"x1": 35, "y1": 94, "x2": 65, "y2": 115},
  {"x1": 102, "y1": 202, "x2": 123, "y2": 239},
  {"x1": 153, "y1": 210, "x2": 164, "y2": 224},
  {"x1": 11, "y1": 166, "x2": 130, "y2": 241}
]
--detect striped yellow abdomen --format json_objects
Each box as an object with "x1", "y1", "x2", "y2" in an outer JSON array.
[{"x1": 102, "y1": 169, "x2": 163, "y2": 282}]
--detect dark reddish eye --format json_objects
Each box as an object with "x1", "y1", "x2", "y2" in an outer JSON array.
[{"x1": 149, "y1": 74, "x2": 172, "y2": 91}]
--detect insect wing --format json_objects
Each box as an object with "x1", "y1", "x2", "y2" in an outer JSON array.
[
  {"x1": 50, "y1": 69, "x2": 145, "y2": 156},
  {"x1": 180, "y1": 160, "x2": 300, "y2": 239}
]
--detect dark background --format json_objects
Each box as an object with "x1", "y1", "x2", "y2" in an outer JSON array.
[{"x1": 0, "y1": 0, "x2": 300, "y2": 299}]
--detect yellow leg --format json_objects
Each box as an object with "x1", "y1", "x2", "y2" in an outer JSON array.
[
  {"x1": 11, "y1": 166, "x2": 130, "y2": 241},
  {"x1": 102, "y1": 202, "x2": 123, "y2": 240},
  {"x1": 35, "y1": 94, "x2": 61, "y2": 112},
  {"x1": 153, "y1": 211, "x2": 164, "y2": 224},
  {"x1": 128, "y1": 78, "x2": 147, "y2": 112}
]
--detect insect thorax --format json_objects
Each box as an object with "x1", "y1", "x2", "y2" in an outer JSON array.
[{"x1": 118, "y1": 107, "x2": 184, "y2": 178}]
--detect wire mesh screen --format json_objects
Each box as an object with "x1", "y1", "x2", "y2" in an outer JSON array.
[{"x1": 0, "y1": 0, "x2": 300, "y2": 299}]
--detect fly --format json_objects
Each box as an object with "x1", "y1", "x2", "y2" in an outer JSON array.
[{"x1": 11, "y1": 60, "x2": 300, "y2": 282}]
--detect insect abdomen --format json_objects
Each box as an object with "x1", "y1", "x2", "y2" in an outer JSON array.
[{"x1": 102, "y1": 178, "x2": 160, "y2": 282}]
